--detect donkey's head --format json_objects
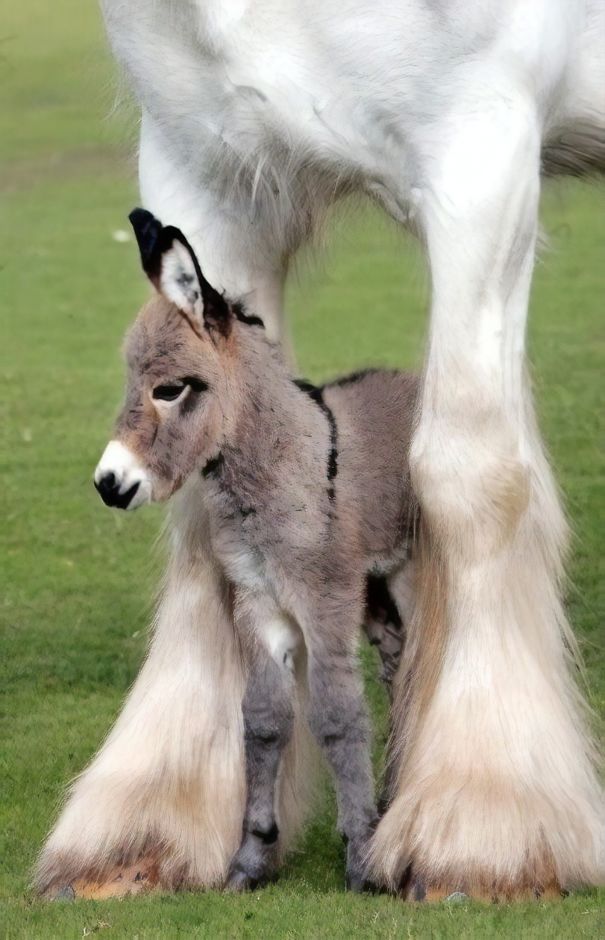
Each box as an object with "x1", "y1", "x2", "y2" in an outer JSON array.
[{"x1": 94, "y1": 209, "x2": 251, "y2": 509}]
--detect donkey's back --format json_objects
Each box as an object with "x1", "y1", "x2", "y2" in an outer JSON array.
[{"x1": 323, "y1": 369, "x2": 419, "y2": 563}]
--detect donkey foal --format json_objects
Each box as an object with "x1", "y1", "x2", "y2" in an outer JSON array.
[{"x1": 95, "y1": 210, "x2": 418, "y2": 891}]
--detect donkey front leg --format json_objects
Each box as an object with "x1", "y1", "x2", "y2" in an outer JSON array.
[
  {"x1": 304, "y1": 598, "x2": 378, "y2": 892},
  {"x1": 227, "y1": 650, "x2": 295, "y2": 890},
  {"x1": 227, "y1": 595, "x2": 299, "y2": 891},
  {"x1": 370, "y1": 90, "x2": 604, "y2": 898}
]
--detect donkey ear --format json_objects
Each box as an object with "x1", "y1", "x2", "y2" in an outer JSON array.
[{"x1": 128, "y1": 208, "x2": 231, "y2": 335}]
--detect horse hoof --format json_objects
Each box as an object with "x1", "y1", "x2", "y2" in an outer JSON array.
[
  {"x1": 444, "y1": 891, "x2": 469, "y2": 903},
  {"x1": 45, "y1": 857, "x2": 161, "y2": 900},
  {"x1": 51, "y1": 885, "x2": 75, "y2": 902},
  {"x1": 404, "y1": 876, "x2": 565, "y2": 903}
]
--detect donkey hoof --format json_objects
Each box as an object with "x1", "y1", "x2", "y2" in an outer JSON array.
[
  {"x1": 344, "y1": 834, "x2": 376, "y2": 893},
  {"x1": 345, "y1": 861, "x2": 376, "y2": 893},
  {"x1": 345, "y1": 872, "x2": 376, "y2": 893},
  {"x1": 225, "y1": 867, "x2": 258, "y2": 892}
]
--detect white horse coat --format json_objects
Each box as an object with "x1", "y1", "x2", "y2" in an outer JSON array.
[{"x1": 38, "y1": 0, "x2": 604, "y2": 896}]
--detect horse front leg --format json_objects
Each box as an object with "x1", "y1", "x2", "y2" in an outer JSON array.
[
  {"x1": 137, "y1": 111, "x2": 290, "y2": 346},
  {"x1": 36, "y1": 115, "x2": 313, "y2": 898},
  {"x1": 370, "y1": 92, "x2": 603, "y2": 900}
]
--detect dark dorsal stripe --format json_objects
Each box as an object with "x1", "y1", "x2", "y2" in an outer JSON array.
[
  {"x1": 326, "y1": 368, "x2": 377, "y2": 390},
  {"x1": 293, "y1": 379, "x2": 338, "y2": 498}
]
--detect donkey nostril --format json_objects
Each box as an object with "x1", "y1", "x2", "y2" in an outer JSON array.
[
  {"x1": 94, "y1": 473, "x2": 141, "y2": 510},
  {"x1": 94, "y1": 471, "x2": 121, "y2": 507}
]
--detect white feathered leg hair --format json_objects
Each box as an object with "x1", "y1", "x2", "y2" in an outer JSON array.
[
  {"x1": 370, "y1": 92, "x2": 604, "y2": 899},
  {"x1": 36, "y1": 108, "x2": 316, "y2": 893},
  {"x1": 36, "y1": 481, "x2": 314, "y2": 896}
]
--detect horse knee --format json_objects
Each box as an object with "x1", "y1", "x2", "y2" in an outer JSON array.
[{"x1": 411, "y1": 400, "x2": 530, "y2": 558}]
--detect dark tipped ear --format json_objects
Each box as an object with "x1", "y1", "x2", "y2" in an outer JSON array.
[
  {"x1": 128, "y1": 207, "x2": 232, "y2": 336},
  {"x1": 128, "y1": 208, "x2": 164, "y2": 278}
]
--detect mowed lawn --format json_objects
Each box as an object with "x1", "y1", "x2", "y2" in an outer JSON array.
[{"x1": 1, "y1": 2, "x2": 603, "y2": 938}]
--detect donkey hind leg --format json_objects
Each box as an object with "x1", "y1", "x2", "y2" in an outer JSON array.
[
  {"x1": 363, "y1": 562, "x2": 415, "y2": 693},
  {"x1": 363, "y1": 563, "x2": 417, "y2": 816},
  {"x1": 370, "y1": 92, "x2": 604, "y2": 899},
  {"x1": 226, "y1": 599, "x2": 298, "y2": 891},
  {"x1": 304, "y1": 597, "x2": 378, "y2": 892}
]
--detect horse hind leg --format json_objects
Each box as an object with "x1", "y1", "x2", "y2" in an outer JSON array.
[
  {"x1": 369, "y1": 89, "x2": 603, "y2": 900},
  {"x1": 543, "y1": 8, "x2": 605, "y2": 179}
]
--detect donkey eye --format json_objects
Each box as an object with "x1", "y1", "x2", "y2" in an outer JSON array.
[{"x1": 153, "y1": 384, "x2": 186, "y2": 402}]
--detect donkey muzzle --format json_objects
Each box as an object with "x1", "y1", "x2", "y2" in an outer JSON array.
[
  {"x1": 95, "y1": 472, "x2": 140, "y2": 510},
  {"x1": 94, "y1": 440, "x2": 152, "y2": 511}
]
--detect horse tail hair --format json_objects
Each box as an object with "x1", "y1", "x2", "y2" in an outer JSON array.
[{"x1": 542, "y1": 122, "x2": 605, "y2": 178}]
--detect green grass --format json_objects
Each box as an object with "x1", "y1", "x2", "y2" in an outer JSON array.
[{"x1": 1, "y1": 2, "x2": 603, "y2": 937}]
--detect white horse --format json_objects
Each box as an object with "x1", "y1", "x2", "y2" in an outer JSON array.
[{"x1": 38, "y1": 0, "x2": 603, "y2": 899}]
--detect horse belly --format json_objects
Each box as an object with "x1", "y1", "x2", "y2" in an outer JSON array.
[
  {"x1": 101, "y1": 0, "x2": 428, "y2": 212},
  {"x1": 102, "y1": 0, "x2": 590, "y2": 221}
]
